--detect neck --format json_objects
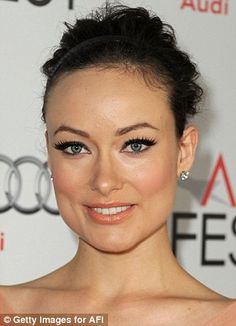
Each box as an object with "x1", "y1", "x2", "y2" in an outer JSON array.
[{"x1": 66, "y1": 224, "x2": 183, "y2": 299}]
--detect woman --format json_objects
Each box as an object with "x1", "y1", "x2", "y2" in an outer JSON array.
[{"x1": 0, "y1": 2, "x2": 235, "y2": 324}]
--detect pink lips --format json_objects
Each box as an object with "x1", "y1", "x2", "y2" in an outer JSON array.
[{"x1": 85, "y1": 203, "x2": 135, "y2": 225}]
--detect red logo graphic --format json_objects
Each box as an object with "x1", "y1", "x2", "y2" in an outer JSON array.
[
  {"x1": 201, "y1": 154, "x2": 236, "y2": 207},
  {"x1": 0, "y1": 232, "x2": 5, "y2": 251},
  {"x1": 180, "y1": 0, "x2": 229, "y2": 15}
]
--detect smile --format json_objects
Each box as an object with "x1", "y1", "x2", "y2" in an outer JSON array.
[
  {"x1": 86, "y1": 204, "x2": 135, "y2": 224},
  {"x1": 91, "y1": 206, "x2": 131, "y2": 215}
]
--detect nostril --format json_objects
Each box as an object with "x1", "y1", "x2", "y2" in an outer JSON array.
[{"x1": 89, "y1": 162, "x2": 122, "y2": 192}]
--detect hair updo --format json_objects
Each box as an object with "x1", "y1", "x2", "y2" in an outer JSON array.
[{"x1": 41, "y1": 2, "x2": 203, "y2": 138}]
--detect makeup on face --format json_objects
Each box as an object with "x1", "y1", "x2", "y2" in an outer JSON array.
[{"x1": 46, "y1": 68, "x2": 180, "y2": 252}]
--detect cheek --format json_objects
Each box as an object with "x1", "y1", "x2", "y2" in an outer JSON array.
[
  {"x1": 136, "y1": 167, "x2": 171, "y2": 199},
  {"x1": 53, "y1": 172, "x2": 75, "y2": 197},
  {"x1": 49, "y1": 158, "x2": 89, "y2": 232},
  {"x1": 50, "y1": 157, "x2": 88, "y2": 200},
  {"x1": 131, "y1": 156, "x2": 177, "y2": 198}
]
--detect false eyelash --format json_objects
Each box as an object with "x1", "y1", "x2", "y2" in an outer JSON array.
[
  {"x1": 54, "y1": 140, "x2": 88, "y2": 151},
  {"x1": 122, "y1": 137, "x2": 157, "y2": 149},
  {"x1": 53, "y1": 138, "x2": 157, "y2": 153}
]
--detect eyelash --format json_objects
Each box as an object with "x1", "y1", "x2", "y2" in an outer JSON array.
[
  {"x1": 54, "y1": 141, "x2": 89, "y2": 155},
  {"x1": 122, "y1": 137, "x2": 157, "y2": 154},
  {"x1": 54, "y1": 137, "x2": 157, "y2": 156}
]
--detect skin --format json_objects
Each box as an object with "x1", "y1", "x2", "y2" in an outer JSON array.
[{"x1": 0, "y1": 67, "x2": 233, "y2": 324}]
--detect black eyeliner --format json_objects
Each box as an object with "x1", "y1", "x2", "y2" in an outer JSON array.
[
  {"x1": 122, "y1": 137, "x2": 157, "y2": 150},
  {"x1": 54, "y1": 141, "x2": 86, "y2": 150}
]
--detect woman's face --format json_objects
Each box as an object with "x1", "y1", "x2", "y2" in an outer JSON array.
[{"x1": 46, "y1": 67, "x2": 196, "y2": 253}]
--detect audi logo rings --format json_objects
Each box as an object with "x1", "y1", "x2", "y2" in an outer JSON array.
[{"x1": 0, "y1": 154, "x2": 59, "y2": 215}]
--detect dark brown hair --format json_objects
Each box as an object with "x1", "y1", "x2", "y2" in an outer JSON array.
[{"x1": 41, "y1": 2, "x2": 203, "y2": 137}]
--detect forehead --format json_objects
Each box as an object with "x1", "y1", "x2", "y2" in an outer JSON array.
[{"x1": 46, "y1": 67, "x2": 174, "y2": 128}]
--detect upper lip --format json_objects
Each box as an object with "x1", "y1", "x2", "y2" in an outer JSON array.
[{"x1": 86, "y1": 202, "x2": 134, "y2": 208}]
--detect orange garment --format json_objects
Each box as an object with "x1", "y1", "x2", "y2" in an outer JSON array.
[{"x1": 205, "y1": 302, "x2": 236, "y2": 325}]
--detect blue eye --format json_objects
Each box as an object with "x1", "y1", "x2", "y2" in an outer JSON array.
[
  {"x1": 54, "y1": 141, "x2": 89, "y2": 155},
  {"x1": 123, "y1": 138, "x2": 157, "y2": 154}
]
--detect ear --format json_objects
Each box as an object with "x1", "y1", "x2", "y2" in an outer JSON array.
[
  {"x1": 45, "y1": 130, "x2": 51, "y2": 170},
  {"x1": 177, "y1": 125, "x2": 198, "y2": 177}
]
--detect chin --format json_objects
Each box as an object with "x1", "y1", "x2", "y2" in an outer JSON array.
[{"x1": 81, "y1": 234, "x2": 143, "y2": 255}]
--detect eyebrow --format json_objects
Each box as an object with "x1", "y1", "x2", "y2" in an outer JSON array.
[
  {"x1": 54, "y1": 125, "x2": 89, "y2": 137},
  {"x1": 115, "y1": 122, "x2": 159, "y2": 136},
  {"x1": 54, "y1": 122, "x2": 159, "y2": 137}
]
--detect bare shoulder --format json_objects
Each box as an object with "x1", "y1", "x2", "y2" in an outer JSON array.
[
  {"x1": 166, "y1": 268, "x2": 236, "y2": 323},
  {"x1": 0, "y1": 283, "x2": 58, "y2": 313},
  {"x1": 111, "y1": 295, "x2": 235, "y2": 326},
  {"x1": 194, "y1": 297, "x2": 235, "y2": 312},
  {"x1": 0, "y1": 284, "x2": 27, "y2": 298},
  {"x1": 0, "y1": 285, "x2": 30, "y2": 313},
  {"x1": 0, "y1": 266, "x2": 63, "y2": 312},
  {"x1": 0, "y1": 263, "x2": 73, "y2": 313},
  {"x1": 206, "y1": 298, "x2": 236, "y2": 313},
  {"x1": 167, "y1": 297, "x2": 236, "y2": 325},
  {"x1": 135, "y1": 297, "x2": 233, "y2": 326},
  {"x1": 2, "y1": 260, "x2": 72, "y2": 291}
]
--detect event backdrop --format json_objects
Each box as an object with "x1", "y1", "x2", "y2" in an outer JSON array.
[{"x1": 0, "y1": 0, "x2": 235, "y2": 298}]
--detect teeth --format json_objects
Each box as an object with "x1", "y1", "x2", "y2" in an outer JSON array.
[{"x1": 92, "y1": 206, "x2": 131, "y2": 215}]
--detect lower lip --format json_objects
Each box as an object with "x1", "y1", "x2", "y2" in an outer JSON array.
[{"x1": 86, "y1": 205, "x2": 135, "y2": 225}]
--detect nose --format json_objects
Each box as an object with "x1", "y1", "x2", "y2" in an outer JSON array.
[{"x1": 89, "y1": 153, "x2": 123, "y2": 196}]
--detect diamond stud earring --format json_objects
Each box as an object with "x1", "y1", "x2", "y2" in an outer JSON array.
[{"x1": 180, "y1": 171, "x2": 190, "y2": 181}]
